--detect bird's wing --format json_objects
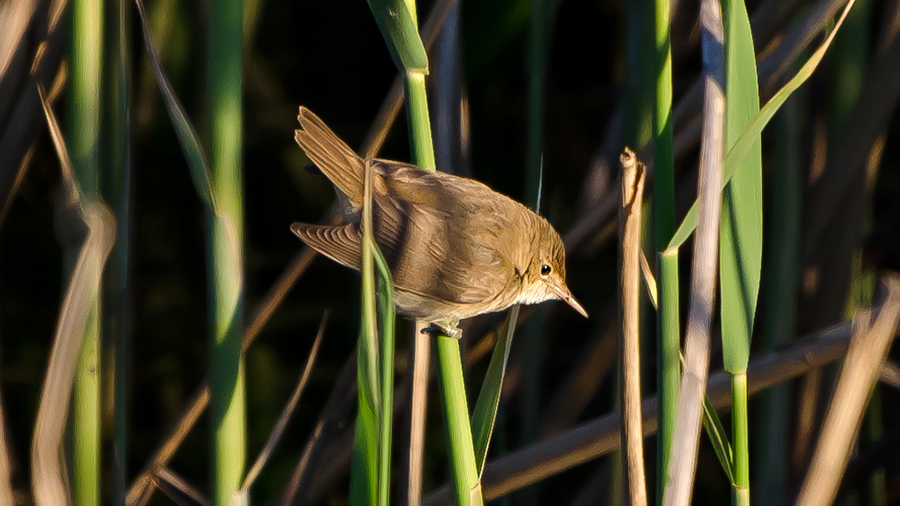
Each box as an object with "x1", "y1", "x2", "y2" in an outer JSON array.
[
  {"x1": 290, "y1": 222, "x2": 362, "y2": 270},
  {"x1": 368, "y1": 162, "x2": 520, "y2": 306},
  {"x1": 295, "y1": 107, "x2": 365, "y2": 204}
]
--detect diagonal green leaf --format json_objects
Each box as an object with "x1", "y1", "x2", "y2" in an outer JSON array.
[
  {"x1": 350, "y1": 161, "x2": 382, "y2": 506},
  {"x1": 701, "y1": 390, "x2": 735, "y2": 485},
  {"x1": 367, "y1": 0, "x2": 429, "y2": 72},
  {"x1": 471, "y1": 305, "x2": 519, "y2": 475},
  {"x1": 133, "y1": 0, "x2": 217, "y2": 212},
  {"x1": 666, "y1": 0, "x2": 857, "y2": 251}
]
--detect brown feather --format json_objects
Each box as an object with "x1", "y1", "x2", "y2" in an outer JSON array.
[
  {"x1": 295, "y1": 107, "x2": 365, "y2": 205},
  {"x1": 290, "y1": 222, "x2": 361, "y2": 270}
]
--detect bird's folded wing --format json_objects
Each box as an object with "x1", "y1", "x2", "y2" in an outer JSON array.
[{"x1": 291, "y1": 222, "x2": 362, "y2": 270}]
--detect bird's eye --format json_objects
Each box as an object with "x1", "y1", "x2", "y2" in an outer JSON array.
[{"x1": 541, "y1": 264, "x2": 552, "y2": 276}]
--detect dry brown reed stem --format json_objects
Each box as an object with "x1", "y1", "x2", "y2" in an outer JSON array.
[
  {"x1": 661, "y1": 0, "x2": 724, "y2": 504},
  {"x1": 32, "y1": 85, "x2": 117, "y2": 506},
  {"x1": 617, "y1": 149, "x2": 647, "y2": 506},
  {"x1": 156, "y1": 467, "x2": 210, "y2": 506},
  {"x1": 125, "y1": 247, "x2": 317, "y2": 506},
  {"x1": 795, "y1": 275, "x2": 900, "y2": 506},
  {"x1": 880, "y1": 361, "x2": 900, "y2": 389},
  {"x1": 422, "y1": 321, "x2": 856, "y2": 505},
  {"x1": 0, "y1": 0, "x2": 68, "y2": 217},
  {"x1": 276, "y1": 354, "x2": 358, "y2": 506},
  {"x1": 404, "y1": 321, "x2": 432, "y2": 506},
  {"x1": 242, "y1": 314, "x2": 328, "y2": 491},
  {"x1": 0, "y1": 398, "x2": 13, "y2": 506}
]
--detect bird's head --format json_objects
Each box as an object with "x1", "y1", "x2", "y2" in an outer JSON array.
[{"x1": 519, "y1": 218, "x2": 588, "y2": 318}]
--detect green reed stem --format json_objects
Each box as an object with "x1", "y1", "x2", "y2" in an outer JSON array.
[
  {"x1": 405, "y1": 73, "x2": 436, "y2": 171},
  {"x1": 206, "y1": 0, "x2": 246, "y2": 503},
  {"x1": 375, "y1": 248, "x2": 396, "y2": 506},
  {"x1": 397, "y1": 10, "x2": 481, "y2": 504},
  {"x1": 652, "y1": 0, "x2": 679, "y2": 499},
  {"x1": 68, "y1": 0, "x2": 104, "y2": 502},
  {"x1": 435, "y1": 337, "x2": 483, "y2": 506},
  {"x1": 732, "y1": 373, "x2": 750, "y2": 505}
]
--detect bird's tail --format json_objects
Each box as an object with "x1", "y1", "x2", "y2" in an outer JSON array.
[{"x1": 295, "y1": 107, "x2": 365, "y2": 203}]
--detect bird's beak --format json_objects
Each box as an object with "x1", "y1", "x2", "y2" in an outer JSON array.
[{"x1": 547, "y1": 281, "x2": 589, "y2": 318}]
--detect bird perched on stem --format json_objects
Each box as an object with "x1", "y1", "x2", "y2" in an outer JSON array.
[{"x1": 291, "y1": 107, "x2": 587, "y2": 337}]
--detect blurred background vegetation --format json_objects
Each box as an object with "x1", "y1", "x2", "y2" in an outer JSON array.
[{"x1": 2, "y1": 0, "x2": 900, "y2": 504}]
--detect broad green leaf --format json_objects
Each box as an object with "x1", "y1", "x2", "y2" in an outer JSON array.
[
  {"x1": 720, "y1": 0, "x2": 761, "y2": 374},
  {"x1": 666, "y1": 0, "x2": 857, "y2": 252},
  {"x1": 367, "y1": 0, "x2": 429, "y2": 72},
  {"x1": 471, "y1": 305, "x2": 519, "y2": 475}
]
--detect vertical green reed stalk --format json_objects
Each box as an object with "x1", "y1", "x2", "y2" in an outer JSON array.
[
  {"x1": 720, "y1": 0, "x2": 762, "y2": 503},
  {"x1": 102, "y1": 0, "x2": 131, "y2": 503},
  {"x1": 206, "y1": 0, "x2": 246, "y2": 503},
  {"x1": 652, "y1": 0, "x2": 679, "y2": 500},
  {"x1": 68, "y1": 0, "x2": 104, "y2": 503},
  {"x1": 366, "y1": 0, "x2": 481, "y2": 503},
  {"x1": 369, "y1": 0, "x2": 482, "y2": 503}
]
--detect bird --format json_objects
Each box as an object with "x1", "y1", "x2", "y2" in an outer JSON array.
[{"x1": 290, "y1": 106, "x2": 587, "y2": 337}]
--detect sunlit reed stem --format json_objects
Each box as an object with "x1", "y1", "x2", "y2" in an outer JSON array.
[
  {"x1": 68, "y1": 0, "x2": 104, "y2": 503},
  {"x1": 652, "y1": 0, "x2": 679, "y2": 499},
  {"x1": 206, "y1": 0, "x2": 246, "y2": 503}
]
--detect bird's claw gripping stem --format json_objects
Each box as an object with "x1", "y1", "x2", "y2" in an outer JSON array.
[{"x1": 420, "y1": 320, "x2": 462, "y2": 339}]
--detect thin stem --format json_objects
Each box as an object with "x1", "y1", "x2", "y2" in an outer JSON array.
[
  {"x1": 619, "y1": 151, "x2": 648, "y2": 506},
  {"x1": 731, "y1": 373, "x2": 750, "y2": 506},
  {"x1": 435, "y1": 337, "x2": 483, "y2": 506},
  {"x1": 404, "y1": 72, "x2": 436, "y2": 171},
  {"x1": 401, "y1": 28, "x2": 482, "y2": 506}
]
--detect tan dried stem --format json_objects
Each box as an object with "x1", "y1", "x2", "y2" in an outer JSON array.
[
  {"x1": 617, "y1": 148, "x2": 648, "y2": 506},
  {"x1": 32, "y1": 84, "x2": 117, "y2": 506},
  {"x1": 796, "y1": 275, "x2": 900, "y2": 506},
  {"x1": 241, "y1": 313, "x2": 328, "y2": 491},
  {"x1": 661, "y1": 0, "x2": 725, "y2": 503}
]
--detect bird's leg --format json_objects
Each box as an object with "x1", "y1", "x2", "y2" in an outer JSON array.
[{"x1": 420, "y1": 319, "x2": 462, "y2": 339}]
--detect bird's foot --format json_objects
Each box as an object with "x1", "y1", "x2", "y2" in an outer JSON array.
[{"x1": 420, "y1": 320, "x2": 462, "y2": 339}]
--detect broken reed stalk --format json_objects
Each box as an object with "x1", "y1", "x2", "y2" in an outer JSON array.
[{"x1": 617, "y1": 149, "x2": 648, "y2": 506}]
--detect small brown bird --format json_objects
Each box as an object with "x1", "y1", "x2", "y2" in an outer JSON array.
[{"x1": 291, "y1": 107, "x2": 587, "y2": 337}]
